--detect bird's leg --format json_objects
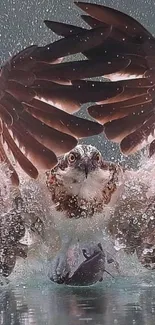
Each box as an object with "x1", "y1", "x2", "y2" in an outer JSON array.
[
  {"x1": 82, "y1": 242, "x2": 103, "y2": 259},
  {"x1": 77, "y1": 230, "x2": 104, "y2": 260},
  {"x1": 49, "y1": 241, "x2": 105, "y2": 285},
  {"x1": 48, "y1": 236, "x2": 72, "y2": 284}
]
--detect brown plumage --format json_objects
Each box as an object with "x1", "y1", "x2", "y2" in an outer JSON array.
[
  {"x1": 3, "y1": 2, "x2": 155, "y2": 184},
  {"x1": 46, "y1": 145, "x2": 122, "y2": 219},
  {"x1": 47, "y1": 2, "x2": 155, "y2": 157},
  {"x1": 1, "y1": 23, "x2": 114, "y2": 185}
]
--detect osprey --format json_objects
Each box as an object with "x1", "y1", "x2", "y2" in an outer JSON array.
[
  {"x1": 1, "y1": 144, "x2": 155, "y2": 284},
  {"x1": 44, "y1": 145, "x2": 155, "y2": 280},
  {"x1": 45, "y1": 144, "x2": 124, "y2": 283},
  {"x1": 1, "y1": 1, "x2": 155, "y2": 284},
  {"x1": 0, "y1": 144, "x2": 123, "y2": 284}
]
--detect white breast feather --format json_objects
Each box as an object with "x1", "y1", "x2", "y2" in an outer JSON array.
[
  {"x1": 51, "y1": 167, "x2": 125, "y2": 242},
  {"x1": 57, "y1": 167, "x2": 111, "y2": 199}
]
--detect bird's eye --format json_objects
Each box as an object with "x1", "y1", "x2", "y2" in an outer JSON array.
[
  {"x1": 68, "y1": 153, "x2": 76, "y2": 163},
  {"x1": 94, "y1": 153, "x2": 101, "y2": 163}
]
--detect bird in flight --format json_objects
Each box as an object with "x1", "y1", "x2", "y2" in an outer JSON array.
[
  {"x1": 1, "y1": 2, "x2": 155, "y2": 285},
  {"x1": 0, "y1": 144, "x2": 121, "y2": 284},
  {"x1": 47, "y1": 1, "x2": 155, "y2": 158}
]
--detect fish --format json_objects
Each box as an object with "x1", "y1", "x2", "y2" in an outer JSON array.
[{"x1": 49, "y1": 243, "x2": 115, "y2": 286}]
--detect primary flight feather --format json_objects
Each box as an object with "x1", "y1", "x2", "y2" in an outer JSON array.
[{"x1": 47, "y1": 1, "x2": 155, "y2": 158}]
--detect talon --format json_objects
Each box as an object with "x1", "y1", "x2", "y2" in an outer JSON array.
[
  {"x1": 49, "y1": 252, "x2": 70, "y2": 284},
  {"x1": 107, "y1": 258, "x2": 114, "y2": 264},
  {"x1": 82, "y1": 243, "x2": 104, "y2": 261},
  {"x1": 97, "y1": 243, "x2": 103, "y2": 251},
  {"x1": 82, "y1": 249, "x2": 89, "y2": 259}
]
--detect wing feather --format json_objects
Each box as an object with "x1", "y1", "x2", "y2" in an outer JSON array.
[
  {"x1": 3, "y1": 124, "x2": 38, "y2": 179},
  {"x1": 75, "y1": 2, "x2": 152, "y2": 37},
  {"x1": 66, "y1": 2, "x2": 155, "y2": 156},
  {"x1": 0, "y1": 19, "x2": 108, "y2": 182},
  {"x1": 3, "y1": 0, "x2": 155, "y2": 180}
]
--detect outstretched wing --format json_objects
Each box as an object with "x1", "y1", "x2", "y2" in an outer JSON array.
[
  {"x1": 47, "y1": 2, "x2": 155, "y2": 157},
  {"x1": 0, "y1": 25, "x2": 115, "y2": 185}
]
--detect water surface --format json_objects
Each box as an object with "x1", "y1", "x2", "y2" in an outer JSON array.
[{"x1": 1, "y1": 275, "x2": 155, "y2": 325}]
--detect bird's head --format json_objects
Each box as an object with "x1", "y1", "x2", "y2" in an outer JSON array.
[
  {"x1": 46, "y1": 144, "x2": 123, "y2": 216},
  {"x1": 63, "y1": 144, "x2": 103, "y2": 179},
  {"x1": 46, "y1": 144, "x2": 110, "y2": 202}
]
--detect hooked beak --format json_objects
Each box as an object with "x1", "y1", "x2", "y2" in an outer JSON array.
[
  {"x1": 84, "y1": 164, "x2": 89, "y2": 178},
  {"x1": 78, "y1": 159, "x2": 94, "y2": 178}
]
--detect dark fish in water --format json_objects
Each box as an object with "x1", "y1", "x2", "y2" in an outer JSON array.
[
  {"x1": 64, "y1": 250, "x2": 105, "y2": 286},
  {"x1": 47, "y1": 1, "x2": 155, "y2": 157},
  {"x1": 50, "y1": 244, "x2": 114, "y2": 286}
]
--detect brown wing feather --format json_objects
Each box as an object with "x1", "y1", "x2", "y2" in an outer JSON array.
[
  {"x1": 2, "y1": 1, "x2": 155, "y2": 181},
  {"x1": 81, "y1": 14, "x2": 105, "y2": 28},
  {"x1": 44, "y1": 20, "x2": 84, "y2": 36},
  {"x1": 67, "y1": 2, "x2": 155, "y2": 156},
  {"x1": 120, "y1": 116, "x2": 155, "y2": 155},
  {"x1": 88, "y1": 98, "x2": 153, "y2": 124},
  {"x1": 23, "y1": 99, "x2": 101, "y2": 138},
  {"x1": 3, "y1": 124, "x2": 38, "y2": 179},
  {"x1": 104, "y1": 109, "x2": 154, "y2": 142},
  {"x1": 34, "y1": 58, "x2": 130, "y2": 83},
  {"x1": 33, "y1": 26, "x2": 112, "y2": 62},
  {"x1": 11, "y1": 122, "x2": 58, "y2": 170},
  {"x1": 75, "y1": 2, "x2": 152, "y2": 37},
  {"x1": 0, "y1": 19, "x2": 110, "y2": 183},
  {"x1": 0, "y1": 137, "x2": 19, "y2": 185}
]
